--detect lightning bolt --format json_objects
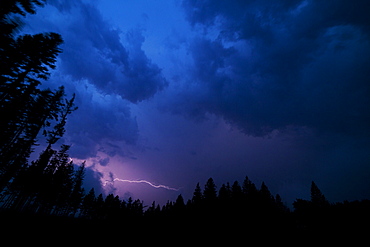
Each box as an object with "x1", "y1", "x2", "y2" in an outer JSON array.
[{"x1": 104, "y1": 178, "x2": 179, "y2": 191}]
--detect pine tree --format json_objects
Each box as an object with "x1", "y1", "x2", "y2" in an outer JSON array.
[
  {"x1": 0, "y1": 2, "x2": 66, "y2": 190},
  {"x1": 203, "y1": 177, "x2": 217, "y2": 203},
  {"x1": 242, "y1": 176, "x2": 258, "y2": 198},
  {"x1": 81, "y1": 188, "x2": 96, "y2": 219},
  {"x1": 0, "y1": 0, "x2": 46, "y2": 19},
  {"x1": 146, "y1": 201, "x2": 158, "y2": 217},
  {"x1": 275, "y1": 194, "x2": 289, "y2": 213},
  {"x1": 192, "y1": 182, "x2": 203, "y2": 205},
  {"x1": 52, "y1": 160, "x2": 75, "y2": 216},
  {"x1": 69, "y1": 162, "x2": 86, "y2": 217},
  {"x1": 310, "y1": 181, "x2": 329, "y2": 208},
  {"x1": 95, "y1": 193, "x2": 105, "y2": 219},
  {"x1": 218, "y1": 183, "x2": 231, "y2": 202},
  {"x1": 45, "y1": 92, "x2": 77, "y2": 148},
  {"x1": 174, "y1": 194, "x2": 185, "y2": 213},
  {"x1": 104, "y1": 194, "x2": 116, "y2": 219},
  {"x1": 0, "y1": 1, "x2": 46, "y2": 64},
  {"x1": 131, "y1": 199, "x2": 143, "y2": 217},
  {"x1": 0, "y1": 0, "x2": 82, "y2": 218},
  {"x1": 259, "y1": 182, "x2": 275, "y2": 205},
  {"x1": 231, "y1": 181, "x2": 243, "y2": 201}
]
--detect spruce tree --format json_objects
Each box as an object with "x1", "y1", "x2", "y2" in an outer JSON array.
[
  {"x1": 174, "y1": 194, "x2": 185, "y2": 213},
  {"x1": 69, "y1": 162, "x2": 86, "y2": 216},
  {"x1": 218, "y1": 183, "x2": 231, "y2": 202},
  {"x1": 81, "y1": 188, "x2": 96, "y2": 218},
  {"x1": 259, "y1": 181, "x2": 275, "y2": 207},
  {"x1": 231, "y1": 181, "x2": 243, "y2": 201},
  {"x1": 242, "y1": 176, "x2": 258, "y2": 198},
  {"x1": 0, "y1": 0, "x2": 46, "y2": 18},
  {"x1": 95, "y1": 193, "x2": 105, "y2": 219},
  {"x1": 192, "y1": 182, "x2": 203, "y2": 205},
  {"x1": 203, "y1": 178, "x2": 217, "y2": 203},
  {"x1": 0, "y1": 0, "x2": 68, "y2": 191},
  {"x1": 310, "y1": 181, "x2": 329, "y2": 208}
]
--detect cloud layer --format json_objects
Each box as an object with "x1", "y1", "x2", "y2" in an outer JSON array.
[
  {"x1": 167, "y1": 0, "x2": 370, "y2": 136},
  {"x1": 25, "y1": 0, "x2": 169, "y2": 159},
  {"x1": 52, "y1": 0, "x2": 168, "y2": 104}
]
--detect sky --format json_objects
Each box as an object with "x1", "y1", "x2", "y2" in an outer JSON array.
[{"x1": 23, "y1": 0, "x2": 370, "y2": 206}]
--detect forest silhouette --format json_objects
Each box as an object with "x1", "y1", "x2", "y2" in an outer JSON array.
[{"x1": 1, "y1": 0, "x2": 369, "y2": 238}]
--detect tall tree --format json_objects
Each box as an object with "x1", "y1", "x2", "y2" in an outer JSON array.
[
  {"x1": 192, "y1": 182, "x2": 203, "y2": 205},
  {"x1": 275, "y1": 194, "x2": 289, "y2": 213},
  {"x1": 174, "y1": 194, "x2": 185, "y2": 213},
  {"x1": 231, "y1": 181, "x2": 243, "y2": 201},
  {"x1": 95, "y1": 193, "x2": 105, "y2": 219},
  {"x1": 0, "y1": 0, "x2": 67, "y2": 191},
  {"x1": 80, "y1": 188, "x2": 96, "y2": 219},
  {"x1": 203, "y1": 178, "x2": 217, "y2": 203},
  {"x1": 259, "y1": 182, "x2": 275, "y2": 206},
  {"x1": 218, "y1": 183, "x2": 231, "y2": 202},
  {"x1": 69, "y1": 162, "x2": 86, "y2": 216},
  {"x1": 0, "y1": 0, "x2": 46, "y2": 62},
  {"x1": 310, "y1": 181, "x2": 329, "y2": 208},
  {"x1": 242, "y1": 176, "x2": 258, "y2": 198},
  {"x1": 0, "y1": 0, "x2": 46, "y2": 19},
  {"x1": 45, "y1": 92, "x2": 78, "y2": 148}
]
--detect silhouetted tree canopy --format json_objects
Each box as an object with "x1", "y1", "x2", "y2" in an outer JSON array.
[{"x1": 0, "y1": 0, "x2": 76, "y2": 194}]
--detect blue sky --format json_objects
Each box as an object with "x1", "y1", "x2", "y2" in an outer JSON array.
[{"x1": 24, "y1": 0, "x2": 370, "y2": 205}]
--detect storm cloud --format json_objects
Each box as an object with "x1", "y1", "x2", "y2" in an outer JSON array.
[
  {"x1": 52, "y1": 0, "x2": 168, "y2": 103},
  {"x1": 169, "y1": 0, "x2": 370, "y2": 136},
  {"x1": 24, "y1": 0, "x2": 170, "y2": 159}
]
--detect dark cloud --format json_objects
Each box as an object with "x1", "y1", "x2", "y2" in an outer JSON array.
[
  {"x1": 117, "y1": 29, "x2": 168, "y2": 103},
  {"x1": 83, "y1": 165, "x2": 104, "y2": 195},
  {"x1": 175, "y1": 0, "x2": 370, "y2": 136},
  {"x1": 99, "y1": 157, "x2": 110, "y2": 167},
  {"x1": 49, "y1": 0, "x2": 167, "y2": 103},
  {"x1": 63, "y1": 80, "x2": 139, "y2": 159},
  {"x1": 24, "y1": 0, "x2": 171, "y2": 159}
]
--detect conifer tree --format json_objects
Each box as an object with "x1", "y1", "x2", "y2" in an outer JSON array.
[
  {"x1": 260, "y1": 182, "x2": 273, "y2": 199},
  {"x1": 0, "y1": 1, "x2": 46, "y2": 64},
  {"x1": 231, "y1": 181, "x2": 243, "y2": 201},
  {"x1": 310, "y1": 181, "x2": 329, "y2": 208},
  {"x1": 51, "y1": 159, "x2": 74, "y2": 215},
  {"x1": 259, "y1": 182, "x2": 275, "y2": 207},
  {"x1": 95, "y1": 193, "x2": 105, "y2": 219},
  {"x1": 275, "y1": 194, "x2": 289, "y2": 213},
  {"x1": 81, "y1": 188, "x2": 96, "y2": 218},
  {"x1": 174, "y1": 194, "x2": 185, "y2": 212},
  {"x1": 131, "y1": 199, "x2": 143, "y2": 217},
  {"x1": 218, "y1": 183, "x2": 231, "y2": 202},
  {"x1": 242, "y1": 176, "x2": 258, "y2": 198},
  {"x1": 203, "y1": 178, "x2": 217, "y2": 203},
  {"x1": 0, "y1": 0, "x2": 69, "y2": 191},
  {"x1": 146, "y1": 201, "x2": 158, "y2": 217},
  {"x1": 0, "y1": 0, "x2": 45, "y2": 19},
  {"x1": 69, "y1": 162, "x2": 86, "y2": 216},
  {"x1": 192, "y1": 182, "x2": 203, "y2": 205}
]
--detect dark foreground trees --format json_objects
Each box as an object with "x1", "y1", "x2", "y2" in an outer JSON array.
[
  {"x1": 0, "y1": 0, "x2": 81, "y2": 216},
  {"x1": 3, "y1": 172, "x2": 369, "y2": 238},
  {"x1": 0, "y1": 0, "x2": 76, "y2": 191},
  {"x1": 145, "y1": 176, "x2": 292, "y2": 233}
]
